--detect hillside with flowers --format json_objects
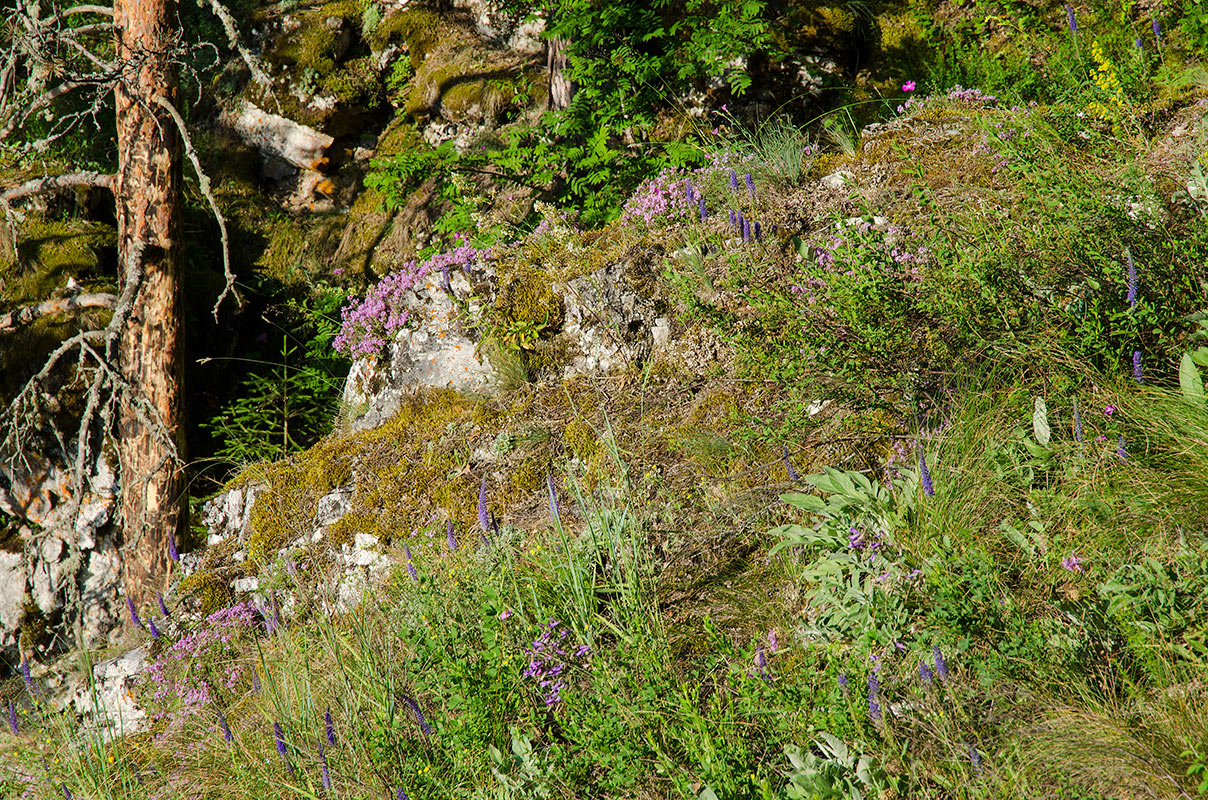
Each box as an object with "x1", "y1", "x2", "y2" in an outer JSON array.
[{"x1": 4, "y1": 1, "x2": 1208, "y2": 799}]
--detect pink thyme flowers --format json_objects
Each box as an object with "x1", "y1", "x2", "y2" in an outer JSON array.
[{"x1": 333, "y1": 238, "x2": 492, "y2": 358}]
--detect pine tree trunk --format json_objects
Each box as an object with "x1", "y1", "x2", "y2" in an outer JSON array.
[
  {"x1": 547, "y1": 36, "x2": 573, "y2": 110},
  {"x1": 113, "y1": 0, "x2": 186, "y2": 610}
]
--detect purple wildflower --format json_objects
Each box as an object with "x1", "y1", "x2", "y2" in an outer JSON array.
[
  {"x1": 781, "y1": 444, "x2": 800, "y2": 482},
  {"x1": 252, "y1": 669, "x2": 261, "y2": 694},
  {"x1": 404, "y1": 544, "x2": 418, "y2": 581},
  {"x1": 1135, "y1": 37, "x2": 1143, "y2": 49},
  {"x1": 218, "y1": 710, "x2": 233, "y2": 743},
  {"x1": 756, "y1": 643, "x2": 768, "y2": 675},
  {"x1": 20, "y1": 655, "x2": 33, "y2": 694},
  {"x1": 742, "y1": 217, "x2": 750, "y2": 243},
  {"x1": 920, "y1": 661, "x2": 934, "y2": 684},
  {"x1": 729, "y1": 208, "x2": 737, "y2": 229},
  {"x1": 168, "y1": 532, "x2": 179, "y2": 562},
  {"x1": 158, "y1": 592, "x2": 171, "y2": 619},
  {"x1": 838, "y1": 673, "x2": 849, "y2": 693},
  {"x1": 754, "y1": 221, "x2": 762, "y2": 242},
  {"x1": 397, "y1": 790, "x2": 409, "y2": 800},
  {"x1": 273, "y1": 721, "x2": 294, "y2": 775},
  {"x1": 1153, "y1": 18, "x2": 1161, "y2": 45},
  {"x1": 1061, "y1": 553, "x2": 1085, "y2": 573},
  {"x1": 1133, "y1": 351, "x2": 1144, "y2": 383},
  {"x1": 402, "y1": 695, "x2": 432, "y2": 737},
  {"x1": 1065, "y1": 3, "x2": 1077, "y2": 32},
  {"x1": 868, "y1": 672, "x2": 882, "y2": 721},
  {"x1": 149, "y1": 618, "x2": 161, "y2": 639},
  {"x1": 325, "y1": 707, "x2": 336, "y2": 746},
  {"x1": 447, "y1": 520, "x2": 458, "y2": 551},
  {"x1": 918, "y1": 445, "x2": 935, "y2": 496},
  {"x1": 1126, "y1": 249, "x2": 1137, "y2": 308},
  {"x1": 699, "y1": 194, "x2": 706, "y2": 223},
  {"x1": 970, "y1": 745, "x2": 983, "y2": 773},
  {"x1": 744, "y1": 171, "x2": 755, "y2": 199},
  {"x1": 933, "y1": 645, "x2": 950, "y2": 681},
  {"x1": 7, "y1": 700, "x2": 17, "y2": 734},
  {"x1": 62, "y1": 785, "x2": 73, "y2": 800},
  {"x1": 685, "y1": 177, "x2": 694, "y2": 202},
  {"x1": 1118, "y1": 435, "x2": 1128, "y2": 462},
  {"x1": 729, "y1": 169, "x2": 739, "y2": 192},
  {"x1": 768, "y1": 629, "x2": 779, "y2": 653},
  {"x1": 319, "y1": 743, "x2": 332, "y2": 793},
  {"x1": 127, "y1": 597, "x2": 143, "y2": 629},
  {"x1": 547, "y1": 473, "x2": 561, "y2": 526},
  {"x1": 478, "y1": 478, "x2": 490, "y2": 532}
]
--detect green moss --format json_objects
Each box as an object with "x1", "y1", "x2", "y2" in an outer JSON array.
[
  {"x1": 178, "y1": 570, "x2": 234, "y2": 616},
  {"x1": 1, "y1": 217, "x2": 115, "y2": 307},
  {"x1": 18, "y1": 600, "x2": 49, "y2": 651},
  {"x1": 368, "y1": 8, "x2": 442, "y2": 62},
  {"x1": 321, "y1": 56, "x2": 381, "y2": 106},
  {"x1": 563, "y1": 417, "x2": 600, "y2": 461}
]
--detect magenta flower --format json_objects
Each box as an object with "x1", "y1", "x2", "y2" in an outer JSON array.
[
  {"x1": 902, "y1": 80, "x2": 916, "y2": 91},
  {"x1": 1061, "y1": 553, "x2": 1085, "y2": 573}
]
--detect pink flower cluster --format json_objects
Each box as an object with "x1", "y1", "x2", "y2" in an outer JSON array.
[
  {"x1": 333, "y1": 237, "x2": 493, "y2": 358},
  {"x1": 620, "y1": 150, "x2": 756, "y2": 226},
  {"x1": 142, "y1": 602, "x2": 258, "y2": 734}
]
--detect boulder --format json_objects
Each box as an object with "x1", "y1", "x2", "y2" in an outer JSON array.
[{"x1": 234, "y1": 102, "x2": 334, "y2": 172}]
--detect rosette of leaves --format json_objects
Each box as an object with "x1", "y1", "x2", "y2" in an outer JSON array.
[
  {"x1": 784, "y1": 733, "x2": 892, "y2": 800},
  {"x1": 769, "y1": 467, "x2": 920, "y2": 645}
]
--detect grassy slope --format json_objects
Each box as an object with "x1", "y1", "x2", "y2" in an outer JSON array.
[{"x1": 4, "y1": 8, "x2": 1208, "y2": 800}]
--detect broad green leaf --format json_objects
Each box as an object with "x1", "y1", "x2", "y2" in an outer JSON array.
[
  {"x1": 780, "y1": 493, "x2": 827, "y2": 512},
  {"x1": 999, "y1": 520, "x2": 1035, "y2": 557},
  {"x1": 1180, "y1": 352, "x2": 1205, "y2": 405},
  {"x1": 1032, "y1": 396, "x2": 1050, "y2": 446}
]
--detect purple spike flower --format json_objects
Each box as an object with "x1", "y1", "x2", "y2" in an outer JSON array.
[
  {"x1": 62, "y1": 785, "x2": 73, "y2": 800},
  {"x1": 8, "y1": 700, "x2": 17, "y2": 734},
  {"x1": 1133, "y1": 350, "x2": 1144, "y2": 383},
  {"x1": 699, "y1": 194, "x2": 706, "y2": 223},
  {"x1": 781, "y1": 444, "x2": 800, "y2": 482},
  {"x1": 273, "y1": 721, "x2": 294, "y2": 775},
  {"x1": 838, "y1": 673, "x2": 849, "y2": 693},
  {"x1": 478, "y1": 478, "x2": 490, "y2": 532},
  {"x1": 218, "y1": 710, "x2": 233, "y2": 744},
  {"x1": 1126, "y1": 249, "x2": 1137, "y2": 308},
  {"x1": 158, "y1": 592, "x2": 171, "y2": 619},
  {"x1": 1153, "y1": 18, "x2": 1161, "y2": 45},
  {"x1": 744, "y1": 171, "x2": 755, "y2": 199},
  {"x1": 756, "y1": 643, "x2": 768, "y2": 673},
  {"x1": 447, "y1": 520, "x2": 458, "y2": 551},
  {"x1": 754, "y1": 221, "x2": 762, "y2": 242},
  {"x1": 325, "y1": 707, "x2": 336, "y2": 746},
  {"x1": 933, "y1": 645, "x2": 950, "y2": 681},
  {"x1": 127, "y1": 597, "x2": 143, "y2": 629},
  {"x1": 547, "y1": 473, "x2": 561, "y2": 526},
  {"x1": 919, "y1": 661, "x2": 934, "y2": 684},
  {"x1": 252, "y1": 669, "x2": 261, "y2": 694},
  {"x1": 867, "y1": 672, "x2": 881, "y2": 721},
  {"x1": 149, "y1": 618, "x2": 161, "y2": 639},
  {"x1": 20, "y1": 655, "x2": 33, "y2": 694},
  {"x1": 319, "y1": 742, "x2": 332, "y2": 793},
  {"x1": 404, "y1": 544, "x2": 418, "y2": 581},
  {"x1": 1065, "y1": 3, "x2": 1077, "y2": 32},
  {"x1": 402, "y1": 694, "x2": 432, "y2": 737},
  {"x1": 397, "y1": 790, "x2": 409, "y2": 800},
  {"x1": 168, "y1": 532, "x2": 179, "y2": 562},
  {"x1": 970, "y1": 745, "x2": 983, "y2": 773},
  {"x1": 1118, "y1": 435, "x2": 1128, "y2": 462},
  {"x1": 685, "y1": 177, "x2": 694, "y2": 202},
  {"x1": 1135, "y1": 37, "x2": 1143, "y2": 49},
  {"x1": 919, "y1": 445, "x2": 935, "y2": 496},
  {"x1": 729, "y1": 169, "x2": 739, "y2": 192},
  {"x1": 741, "y1": 217, "x2": 750, "y2": 243}
]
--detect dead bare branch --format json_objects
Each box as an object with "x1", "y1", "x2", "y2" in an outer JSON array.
[
  {"x1": 152, "y1": 95, "x2": 239, "y2": 320},
  {"x1": 0, "y1": 170, "x2": 115, "y2": 201},
  {"x1": 0, "y1": 293, "x2": 117, "y2": 331},
  {"x1": 0, "y1": 81, "x2": 84, "y2": 140},
  {"x1": 201, "y1": 0, "x2": 273, "y2": 89}
]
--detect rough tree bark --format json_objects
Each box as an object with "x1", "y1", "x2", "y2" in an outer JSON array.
[
  {"x1": 547, "y1": 35, "x2": 573, "y2": 110},
  {"x1": 113, "y1": 0, "x2": 186, "y2": 608}
]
